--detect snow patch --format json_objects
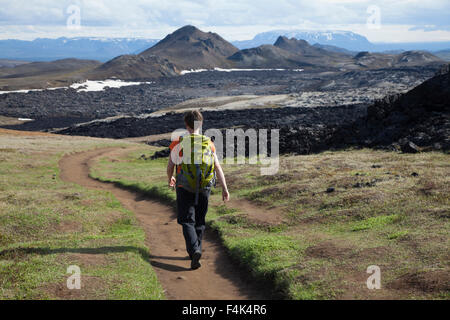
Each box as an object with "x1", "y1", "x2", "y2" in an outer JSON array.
[
  {"x1": 0, "y1": 87, "x2": 66, "y2": 94},
  {"x1": 69, "y1": 79, "x2": 152, "y2": 92},
  {"x1": 0, "y1": 80, "x2": 153, "y2": 95},
  {"x1": 179, "y1": 69, "x2": 209, "y2": 75},
  {"x1": 181, "y1": 68, "x2": 303, "y2": 75}
]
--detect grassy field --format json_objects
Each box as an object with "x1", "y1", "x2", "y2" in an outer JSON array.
[
  {"x1": 90, "y1": 145, "x2": 449, "y2": 300},
  {"x1": 0, "y1": 130, "x2": 164, "y2": 300},
  {"x1": 0, "y1": 128, "x2": 448, "y2": 300}
]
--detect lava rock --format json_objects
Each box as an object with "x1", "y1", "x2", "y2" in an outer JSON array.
[
  {"x1": 400, "y1": 141, "x2": 421, "y2": 153},
  {"x1": 150, "y1": 148, "x2": 171, "y2": 160}
]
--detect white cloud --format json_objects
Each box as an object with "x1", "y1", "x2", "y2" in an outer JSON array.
[{"x1": 0, "y1": 0, "x2": 448, "y2": 42}]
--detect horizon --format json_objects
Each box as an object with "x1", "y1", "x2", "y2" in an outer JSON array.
[{"x1": 2, "y1": 25, "x2": 450, "y2": 46}]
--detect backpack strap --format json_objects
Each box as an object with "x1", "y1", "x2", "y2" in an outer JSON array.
[{"x1": 195, "y1": 164, "x2": 201, "y2": 206}]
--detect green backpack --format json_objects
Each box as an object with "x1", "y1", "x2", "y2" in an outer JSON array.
[{"x1": 177, "y1": 134, "x2": 215, "y2": 204}]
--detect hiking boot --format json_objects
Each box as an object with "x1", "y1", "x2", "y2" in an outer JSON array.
[{"x1": 191, "y1": 251, "x2": 202, "y2": 270}]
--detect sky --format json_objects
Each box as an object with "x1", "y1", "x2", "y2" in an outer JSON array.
[{"x1": 0, "y1": 0, "x2": 449, "y2": 42}]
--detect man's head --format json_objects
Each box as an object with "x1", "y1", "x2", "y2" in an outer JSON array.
[{"x1": 184, "y1": 110, "x2": 203, "y2": 133}]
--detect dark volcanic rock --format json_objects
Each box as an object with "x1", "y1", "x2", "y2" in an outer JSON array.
[
  {"x1": 400, "y1": 141, "x2": 420, "y2": 153},
  {"x1": 150, "y1": 149, "x2": 171, "y2": 160},
  {"x1": 362, "y1": 64, "x2": 450, "y2": 150},
  {"x1": 2, "y1": 64, "x2": 448, "y2": 156},
  {"x1": 147, "y1": 139, "x2": 172, "y2": 148},
  {"x1": 55, "y1": 65, "x2": 449, "y2": 155},
  {"x1": 0, "y1": 66, "x2": 439, "y2": 127},
  {"x1": 55, "y1": 104, "x2": 366, "y2": 141}
]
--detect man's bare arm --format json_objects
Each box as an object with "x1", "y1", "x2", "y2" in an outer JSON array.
[
  {"x1": 214, "y1": 153, "x2": 230, "y2": 201},
  {"x1": 167, "y1": 157, "x2": 176, "y2": 189}
]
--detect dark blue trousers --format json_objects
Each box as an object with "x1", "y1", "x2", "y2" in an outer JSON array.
[{"x1": 176, "y1": 187, "x2": 211, "y2": 257}]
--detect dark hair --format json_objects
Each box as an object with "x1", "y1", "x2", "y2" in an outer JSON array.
[{"x1": 184, "y1": 110, "x2": 203, "y2": 129}]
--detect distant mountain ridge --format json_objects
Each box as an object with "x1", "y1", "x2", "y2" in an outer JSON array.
[
  {"x1": 0, "y1": 26, "x2": 446, "y2": 88},
  {"x1": 233, "y1": 30, "x2": 373, "y2": 51},
  {"x1": 353, "y1": 51, "x2": 443, "y2": 69},
  {"x1": 0, "y1": 58, "x2": 101, "y2": 90},
  {"x1": 0, "y1": 37, "x2": 159, "y2": 62},
  {"x1": 232, "y1": 30, "x2": 450, "y2": 53},
  {"x1": 2, "y1": 29, "x2": 449, "y2": 63},
  {"x1": 312, "y1": 44, "x2": 356, "y2": 56},
  {"x1": 227, "y1": 35, "x2": 442, "y2": 71},
  {"x1": 0, "y1": 59, "x2": 30, "y2": 68},
  {"x1": 435, "y1": 50, "x2": 450, "y2": 61}
]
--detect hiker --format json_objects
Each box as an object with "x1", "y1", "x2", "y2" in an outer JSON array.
[{"x1": 167, "y1": 110, "x2": 230, "y2": 270}]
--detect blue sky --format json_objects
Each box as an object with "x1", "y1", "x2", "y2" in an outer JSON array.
[{"x1": 0, "y1": 0, "x2": 449, "y2": 42}]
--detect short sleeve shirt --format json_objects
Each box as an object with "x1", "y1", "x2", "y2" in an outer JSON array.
[{"x1": 169, "y1": 136, "x2": 216, "y2": 174}]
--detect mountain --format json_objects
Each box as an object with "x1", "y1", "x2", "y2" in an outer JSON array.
[
  {"x1": 353, "y1": 51, "x2": 443, "y2": 69},
  {"x1": 274, "y1": 37, "x2": 320, "y2": 55},
  {"x1": 353, "y1": 51, "x2": 398, "y2": 69},
  {"x1": 312, "y1": 43, "x2": 356, "y2": 56},
  {"x1": 1, "y1": 30, "x2": 448, "y2": 64},
  {"x1": 0, "y1": 26, "x2": 446, "y2": 86},
  {"x1": 374, "y1": 42, "x2": 450, "y2": 52},
  {"x1": 228, "y1": 36, "x2": 356, "y2": 70},
  {"x1": 0, "y1": 37, "x2": 159, "y2": 62},
  {"x1": 274, "y1": 36, "x2": 351, "y2": 59},
  {"x1": 0, "y1": 59, "x2": 31, "y2": 68},
  {"x1": 0, "y1": 58, "x2": 101, "y2": 90},
  {"x1": 87, "y1": 55, "x2": 178, "y2": 80},
  {"x1": 232, "y1": 30, "x2": 450, "y2": 53},
  {"x1": 396, "y1": 51, "x2": 444, "y2": 66},
  {"x1": 0, "y1": 58, "x2": 100, "y2": 78},
  {"x1": 434, "y1": 49, "x2": 450, "y2": 61},
  {"x1": 228, "y1": 44, "x2": 311, "y2": 69},
  {"x1": 229, "y1": 34, "x2": 443, "y2": 71},
  {"x1": 88, "y1": 25, "x2": 239, "y2": 80},
  {"x1": 140, "y1": 25, "x2": 239, "y2": 69},
  {"x1": 233, "y1": 30, "x2": 374, "y2": 51}
]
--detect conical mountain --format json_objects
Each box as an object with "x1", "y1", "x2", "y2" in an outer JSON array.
[{"x1": 140, "y1": 25, "x2": 239, "y2": 69}]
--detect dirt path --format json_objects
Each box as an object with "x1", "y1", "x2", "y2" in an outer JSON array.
[{"x1": 59, "y1": 147, "x2": 268, "y2": 300}]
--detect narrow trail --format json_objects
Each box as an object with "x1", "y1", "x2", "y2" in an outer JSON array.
[{"x1": 59, "y1": 147, "x2": 268, "y2": 300}]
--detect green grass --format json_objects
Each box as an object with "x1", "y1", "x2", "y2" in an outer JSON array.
[
  {"x1": 387, "y1": 230, "x2": 409, "y2": 240},
  {"x1": 214, "y1": 204, "x2": 240, "y2": 216},
  {"x1": 350, "y1": 214, "x2": 401, "y2": 231},
  {"x1": 90, "y1": 145, "x2": 450, "y2": 300},
  {"x1": 0, "y1": 133, "x2": 164, "y2": 300}
]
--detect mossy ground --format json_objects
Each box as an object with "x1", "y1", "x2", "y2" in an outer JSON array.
[
  {"x1": 0, "y1": 132, "x2": 164, "y2": 300},
  {"x1": 91, "y1": 146, "x2": 449, "y2": 299}
]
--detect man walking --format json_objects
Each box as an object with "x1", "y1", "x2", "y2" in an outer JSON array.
[{"x1": 167, "y1": 110, "x2": 230, "y2": 270}]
